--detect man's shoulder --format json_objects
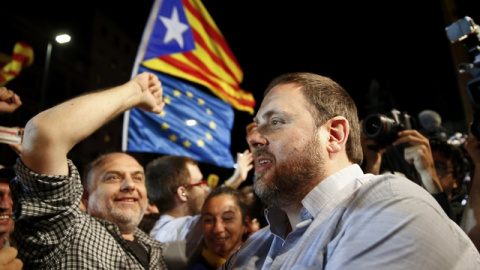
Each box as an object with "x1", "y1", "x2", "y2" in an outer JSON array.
[
  {"x1": 156, "y1": 214, "x2": 198, "y2": 228},
  {"x1": 240, "y1": 225, "x2": 274, "y2": 250},
  {"x1": 135, "y1": 227, "x2": 164, "y2": 248},
  {"x1": 150, "y1": 214, "x2": 201, "y2": 241},
  {"x1": 223, "y1": 226, "x2": 274, "y2": 269}
]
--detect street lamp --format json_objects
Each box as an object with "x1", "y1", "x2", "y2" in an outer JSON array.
[{"x1": 39, "y1": 33, "x2": 71, "y2": 111}]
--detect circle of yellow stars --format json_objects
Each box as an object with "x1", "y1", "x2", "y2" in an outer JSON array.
[{"x1": 159, "y1": 89, "x2": 217, "y2": 149}]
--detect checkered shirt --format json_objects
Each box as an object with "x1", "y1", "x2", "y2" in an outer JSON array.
[{"x1": 10, "y1": 159, "x2": 168, "y2": 269}]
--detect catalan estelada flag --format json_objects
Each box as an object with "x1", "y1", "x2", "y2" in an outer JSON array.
[
  {"x1": 0, "y1": 42, "x2": 34, "y2": 86},
  {"x1": 122, "y1": 0, "x2": 247, "y2": 168},
  {"x1": 140, "y1": 0, "x2": 255, "y2": 113}
]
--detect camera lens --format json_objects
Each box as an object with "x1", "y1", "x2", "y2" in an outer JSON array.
[
  {"x1": 363, "y1": 114, "x2": 396, "y2": 139},
  {"x1": 363, "y1": 115, "x2": 383, "y2": 137},
  {"x1": 362, "y1": 113, "x2": 401, "y2": 148}
]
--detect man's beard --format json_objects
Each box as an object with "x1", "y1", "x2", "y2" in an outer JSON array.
[
  {"x1": 253, "y1": 136, "x2": 324, "y2": 209},
  {"x1": 187, "y1": 195, "x2": 202, "y2": 216},
  {"x1": 109, "y1": 205, "x2": 144, "y2": 232},
  {"x1": 89, "y1": 201, "x2": 145, "y2": 233}
]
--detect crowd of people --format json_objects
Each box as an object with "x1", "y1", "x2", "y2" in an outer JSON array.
[{"x1": 1, "y1": 70, "x2": 480, "y2": 269}]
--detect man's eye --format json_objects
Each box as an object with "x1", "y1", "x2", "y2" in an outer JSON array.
[
  {"x1": 271, "y1": 119, "x2": 284, "y2": 126},
  {"x1": 106, "y1": 175, "x2": 120, "y2": 181},
  {"x1": 270, "y1": 119, "x2": 280, "y2": 125},
  {"x1": 133, "y1": 175, "x2": 144, "y2": 181}
]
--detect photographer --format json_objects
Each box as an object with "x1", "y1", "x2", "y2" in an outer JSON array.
[{"x1": 361, "y1": 118, "x2": 467, "y2": 224}]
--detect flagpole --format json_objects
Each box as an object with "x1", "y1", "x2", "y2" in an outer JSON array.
[
  {"x1": 121, "y1": 0, "x2": 163, "y2": 152},
  {"x1": 39, "y1": 41, "x2": 52, "y2": 111}
]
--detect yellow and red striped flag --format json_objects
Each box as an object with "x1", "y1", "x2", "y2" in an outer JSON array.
[
  {"x1": 140, "y1": 0, "x2": 255, "y2": 114},
  {"x1": 0, "y1": 42, "x2": 34, "y2": 86},
  {"x1": 122, "y1": 0, "x2": 252, "y2": 168}
]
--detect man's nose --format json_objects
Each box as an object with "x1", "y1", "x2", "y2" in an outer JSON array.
[
  {"x1": 121, "y1": 176, "x2": 135, "y2": 191},
  {"x1": 0, "y1": 198, "x2": 12, "y2": 209},
  {"x1": 247, "y1": 126, "x2": 267, "y2": 149}
]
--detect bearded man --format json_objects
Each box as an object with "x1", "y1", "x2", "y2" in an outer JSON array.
[{"x1": 221, "y1": 72, "x2": 480, "y2": 270}]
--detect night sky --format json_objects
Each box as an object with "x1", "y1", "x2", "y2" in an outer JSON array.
[
  {"x1": 101, "y1": 1, "x2": 480, "y2": 153},
  {"x1": 4, "y1": 1, "x2": 480, "y2": 176}
]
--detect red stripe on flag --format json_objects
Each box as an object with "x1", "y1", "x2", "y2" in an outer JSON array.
[
  {"x1": 183, "y1": 0, "x2": 234, "y2": 58},
  {"x1": 11, "y1": 54, "x2": 31, "y2": 64},
  {"x1": 160, "y1": 55, "x2": 256, "y2": 108},
  {"x1": 183, "y1": 0, "x2": 242, "y2": 80},
  {"x1": 190, "y1": 29, "x2": 241, "y2": 86}
]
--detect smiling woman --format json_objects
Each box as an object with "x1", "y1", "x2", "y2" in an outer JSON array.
[{"x1": 189, "y1": 186, "x2": 252, "y2": 270}]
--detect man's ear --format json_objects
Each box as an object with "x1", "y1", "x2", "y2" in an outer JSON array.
[
  {"x1": 80, "y1": 187, "x2": 89, "y2": 213},
  {"x1": 176, "y1": 186, "x2": 188, "y2": 202},
  {"x1": 327, "y1": 116, "x2": 349, "y2": 153}
]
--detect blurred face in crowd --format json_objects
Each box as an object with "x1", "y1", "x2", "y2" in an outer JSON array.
[
  {"x1": 247, "y1": 83, "x2": 325, "y2": 209},
  {"x1": 432, "y1": 149, "x2": 457, "y2": 196},
  {"x1": 87, "y1": 153, "x2": 148, "y2": 234},
  {"x1": 0, "y1": 179, "x2": 13, "y2": 242},
  {"x1": 185, "y1": 163, "x2": 210, "y2": 216},
  {"x1": 202, "y1": 194, "x2": 247, "y2": 259}
]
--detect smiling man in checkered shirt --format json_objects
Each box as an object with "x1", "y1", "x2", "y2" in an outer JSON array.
[{"x1": 10, "y1": 72, "x2": 168, "y2": 269}]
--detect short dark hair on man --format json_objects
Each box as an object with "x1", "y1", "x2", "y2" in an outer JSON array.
[
  {"x1": 429, "y1": 138, "x2": 467, "y2": 181},
  {"x1": 145, "y1": 155, "x2": 198, "y2": 214},
  {"x1": 264, "y1": 72, "x2": 363, "y2": 165},
  {"x1": 0, "y1": 167, "x2": 16, "y2": 183}
]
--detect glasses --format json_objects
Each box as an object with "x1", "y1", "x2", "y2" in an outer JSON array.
[
  {"x1": 186, "y1": 180, "x2": 207, "y2": 188},
  {"x1": 435, "y1": 163, "x2": 454, "y2": 179}
]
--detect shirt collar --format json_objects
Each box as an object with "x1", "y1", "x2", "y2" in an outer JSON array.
[{"x1": 265, "y1": 164, "x2": 364, "y2": 236}]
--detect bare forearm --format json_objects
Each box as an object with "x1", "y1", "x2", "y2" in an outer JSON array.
[
  {"x1": 419, "y1": 170, "x2": 443, "y2": 194},
  {"x1": 22, "y1": 82, "x2": 141, "y2": 174},
  {"x1": 224, "y1": 150, "x2": 254, "y2": 188},
  {"x1": 21, "y1": 72, "x2": 164, "y2": 175}
]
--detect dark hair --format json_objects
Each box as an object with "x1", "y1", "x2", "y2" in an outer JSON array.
[
  {"x1": 429, "y1": 138, "x2": 467, "y2": 181},
  {"x1": 82, "y1": 151, "x2": 136, "y2": 190},
  {"x1": 239, "y1": 185, "x2": 268, "y2": 228},
  {"x1": 145, "y1": 155, "x2": 198, "y2": 214},
  {"x1": 0, "y1": 167, "x2": 16, "y2": 183},
  {"x1": 264, "y1": 72, "x2": 363, "y2": 165},
  {"x1": 202, "y1": 185, "x2": 247, "y2": 219}
]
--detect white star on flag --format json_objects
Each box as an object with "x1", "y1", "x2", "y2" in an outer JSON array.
[{"x1": 160, "y1": 6, "x2": 189, "y2": 48}]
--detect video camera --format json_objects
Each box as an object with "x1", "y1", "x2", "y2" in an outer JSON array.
[
  {"x1": 362, "y1": 109, "x2": 414, "y2": 149},
  {"x1": 445, "y1": 16, "x2": 480, "y2": 139}
]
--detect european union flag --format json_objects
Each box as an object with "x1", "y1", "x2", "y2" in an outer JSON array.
[
  {"x1": 139, "y1": 0, "x2": 255, "y2": 113},
  {"x1": 121, "y1": 0, "x2": 252, "y2": 168},
  {"x1": 126, "y1": 66, "x2": 235, "y2": 168}
]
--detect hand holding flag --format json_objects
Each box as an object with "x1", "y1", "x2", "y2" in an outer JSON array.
[{"x1": 123, "y1": 0, "x2": 254, "y2": 168}]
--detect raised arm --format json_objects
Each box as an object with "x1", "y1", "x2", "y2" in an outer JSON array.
[
  {"x1": 21, "y1": 72, "x2": 164, "y2": 175},
  {"x1": 0, "y1": 86, "x2": 22, "y2": 114},
  {"x1": 393, "y1": 129, "x2": 443, "y2": 193},
  {"x1": 223, "y1": 149, "x2": 254, "y2": 189}
]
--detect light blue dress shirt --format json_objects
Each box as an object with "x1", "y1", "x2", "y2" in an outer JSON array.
[
  {"x1": 222, "y1": 164, "x2": 480, "y2": 269},
  {"x1": 150, "y1": 214, "x2": 203, "y2": 269}
]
